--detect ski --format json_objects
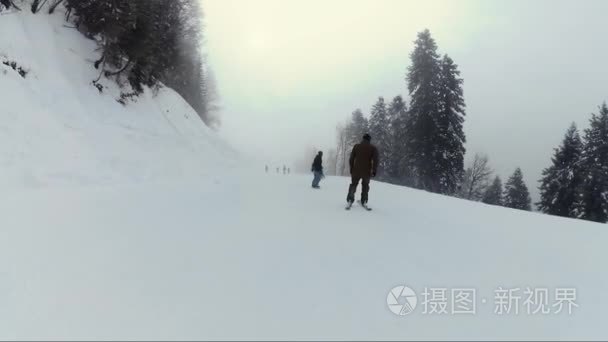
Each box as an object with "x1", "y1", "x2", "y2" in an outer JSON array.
[
  {"x1": 354, "y1": 200, "x2": 372, "y2": 211},
  {"x1": 345, "y1": 201, "x2": 371, "y2": 211},
  {"x1": 360, "y1": 201, "x2": 372, "y2": 211}
]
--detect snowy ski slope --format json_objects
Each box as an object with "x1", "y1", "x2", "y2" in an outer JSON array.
[
  {"x1": 1, "y1": 8, "x2": 607, "y2": 341},
  {"x1": 2, "y1": 173, "x2": 608, "y2": 340}
]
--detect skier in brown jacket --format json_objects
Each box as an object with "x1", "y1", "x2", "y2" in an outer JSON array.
[{"x1": 346, "y1": 133, "x2": 379, "y2": 206}]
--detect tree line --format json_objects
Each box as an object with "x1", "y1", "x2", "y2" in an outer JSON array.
[
  {"x1": 458, "y1": 104, "x2": 608, "y2": 224},
  {"x1": 458, "y1": 154, "x2": 531, "y2": 211},
  {"x1": 537, "y1": 104, "x2": 608, "y2": 223},
  {"x1": 2, "y1": 0, "x2": 219, "y2": 127},
  {"x1": 329, "y1": 30, "x2": 466, "y2": 195},
  {"x1": 327, "y1": 29, "x2": 608, "y2": 224}
]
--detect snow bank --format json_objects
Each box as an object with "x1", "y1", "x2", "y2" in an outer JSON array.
[{"x1": 0, "y1": 10, "x2": 236, "y2": 188}]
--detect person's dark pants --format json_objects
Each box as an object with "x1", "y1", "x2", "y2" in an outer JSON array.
[
  {"x1": 312, "y1": 171, "x2": 323, "y2": 188},
  {"x1": 347, "y1": 175, "x2": 370, "y2": 203}
]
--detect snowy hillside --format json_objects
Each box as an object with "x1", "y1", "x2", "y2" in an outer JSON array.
[
  {"x1": 2, "y1": 7, "x2": 608, "y2": 342},
  {"x1": 0, "y1": 10, "x2": 235, "y2": 188}
]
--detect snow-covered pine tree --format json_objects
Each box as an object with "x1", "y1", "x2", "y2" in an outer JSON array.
[
  {"x1": 65, "y1": 0, "x2": 137, "y2": 69},
  {"x1": 577, "y1": 103, "x2": 608, "y2": 223},
  {"x1": 405, "y1": 30, "x2": 444, "y2": 192},
  {"x1": 368, "y1": 97, "x2": 391, "y2": 179},
  {"x1": 436, "y1": 54, "x2": 466, "y2": 194},
  {"x1": 482, "y1": 176, "x2": 503, "y2": 206},
  {"x1": 503, "y1": 168, "x2": 532, "y2": 211},
  {"x1": 63, "y1": 0, "x2": 216, "y2": 125},
  {"x1": 537, "y1": 123, "x2": 583, "y2": 218},
  {"x1": 387, "y1": 95, "x2": 409, "y2": 184}
]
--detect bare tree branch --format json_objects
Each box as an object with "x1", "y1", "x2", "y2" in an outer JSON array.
[{"x1": 460, "y1": 153, "x2": 493, "y2": 200}]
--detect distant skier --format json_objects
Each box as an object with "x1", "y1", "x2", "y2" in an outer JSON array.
[
  {"x1": 346, "y1": 133, "x2": 378, "y2": 206},
  {"x1": 287, "y1": 168, "x2": 291, "y2": 175},
  {"x1": 265, "y1": 165, "x2": 269, "y2": 173},
  {"x1": 311, "y1": 151, "x2": 324, "y2": 189},
  {"x1": 283, "y1": 165, "x2": 287, "y2": 175},
  {"x1": 276, "y1": 167, "x2": 280, "y2": 174}
]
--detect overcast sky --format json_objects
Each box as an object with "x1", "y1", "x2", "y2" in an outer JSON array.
[{"x1": 204, "y1": 0, "x2": 608, "y2": 200}]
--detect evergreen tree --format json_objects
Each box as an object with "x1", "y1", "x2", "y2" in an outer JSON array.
[
  {"x1": 482, "y1": 176, "x2": 503, "y2": 206},
  {"x1": 577, "y1": 103, "x2": 608, "y2": 223},
  {"x1": 368, "y1": 97, "x2": 391, "y2": 178},
  {"x1": 405, "y1": 30, "x2": 466, "y2": 194},
  {"x1": 503, "y1": 168, "x2": 532, "y2": 211},
  {"x1": 65, "y1": 0, "x2": 137, "y2": 70},
  {"x1": 436, "y1": 55, "x2": 466, "y2": 194},
  {"x1": 159, "y1": 0, "x2": 217, "y2": 126},
  {"x1": 124, "y1": 1, "x2": 181, "y2": 92},
  {"x1": 335, "y1": 122, "x2": 350, "y2": 176},
  {"x1": 349, "y1": 109, "x2": 369, "y2": 147},
  {"x1": 387, "y1": 95, "x2": 409, "y2": 183},
  {"x1": 405, "y1": 29, "x2": 441, "y2": 191},
  {"x1": 63, "y1": 0, "x2": 217, "y2": 126},
  {"x1": 537, "y1": 123, "x2": 583, "y2": 218}
]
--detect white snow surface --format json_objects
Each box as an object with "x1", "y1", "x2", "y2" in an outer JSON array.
[{"x1": 2, "y1": 9, "x2": 608, "y2": 341}]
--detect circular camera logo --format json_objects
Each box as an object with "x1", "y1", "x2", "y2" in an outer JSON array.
[{"x1": 387, "y1": 285, "x2": 417, "y2": 316}]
